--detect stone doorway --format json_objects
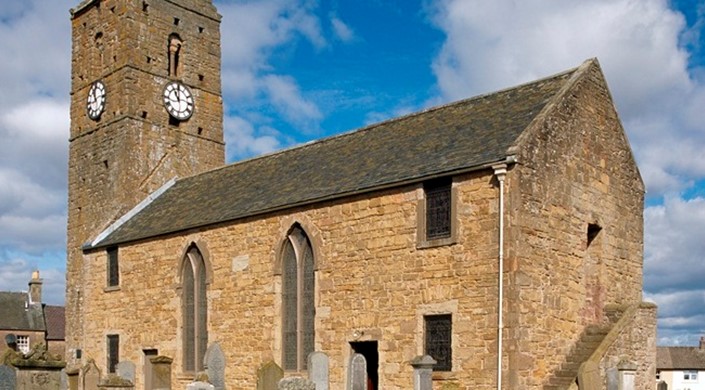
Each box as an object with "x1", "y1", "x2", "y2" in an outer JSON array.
[{"x1": 350, "y1": 341, "x2": 378, "y2": 390}]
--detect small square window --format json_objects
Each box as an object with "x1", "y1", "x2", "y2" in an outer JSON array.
[
  {"x1": 424, "y1": 314, "x2": 452, "y2": 371},
  {"x1": 107, "y1": 246, "x2": 119, "y2": 287},
  {"x1": 684, "y1": 370, "x2": 698, "y2": 381},
  {"x1": 16, "y1": 335, "x2": 30, "y2": 354},
  {"x1": 107, "y1": 334, "x2": 119, "y2": 373}
]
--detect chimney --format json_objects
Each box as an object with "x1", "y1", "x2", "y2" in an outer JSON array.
[
  {"x1": 700, "y1": 337, "x2": 705, "y2": 350},
  {"x1": 28, "y1": 270, "x2": 42, "y2": 304}
]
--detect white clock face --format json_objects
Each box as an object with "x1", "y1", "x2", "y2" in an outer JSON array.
[
  {"x1": 86, "y1": 81, "x2": 106, "y2": 120},
  {"x1": 163, "y1": 82, "x2": 194, "y2": 120}
]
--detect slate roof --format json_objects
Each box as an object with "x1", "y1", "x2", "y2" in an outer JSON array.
[
  {"x1": 91, "y1": 60, "x2": 593, "y2": 248},
  {"x1": 657, "y1": 346, "x2": 705, "y2": 370},
  {"x1": 44, "y1": 305, "x2": 66, "y2": 341},
  {"x1": 0, "y1": 292, "x2": 45, "y2": 332}
]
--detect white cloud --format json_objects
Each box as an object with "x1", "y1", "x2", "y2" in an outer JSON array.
[
  {"x1": 224, "y1": 115, "x2": 283, "y2": 160},
  {"x1": 644, "y1": 196, "x2": 705, "y2": 344},
  {"x1": 645, "y1": 196, "x2": 705, "y2": 292},
  {"x1": 429, "y1": 0, "x2": 705, "y2": 198},
  {"x1": 217, "y1": 0, "x2": 325, "y2": 158},
  {"x1": 0, "y1": 256, "x2": 65, "y2": 306},
  {"x1": 262, "y1": 74, "x2": 322, "y2": 127},
  {"x1": 331, "y1": 16, "x2": 355, "y2": 43}
]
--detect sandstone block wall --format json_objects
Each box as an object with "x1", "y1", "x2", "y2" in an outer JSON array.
[
  {"x1": 67, "y1": 0, "x2": 224, "y2": 368},
  {"x1": 78, "y1": 170, "x2": 503, "y2": 389},
  {"x1": 505, "y1": 62, "x2": 645, "y2": 388}
]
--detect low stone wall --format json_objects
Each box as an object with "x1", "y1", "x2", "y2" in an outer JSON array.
[{"x1": 578, "y1": 302, "x2": 657, "y2": 390}]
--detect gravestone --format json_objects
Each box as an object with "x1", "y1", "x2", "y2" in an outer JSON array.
[
  {"x1": 61, "y1": 369, "x2": 68, "y2": 390},
  {"x1": 277, "y1": 377, "x2": 315, "y2": 390},
  {"x1": 307, "y1": 352, "x2": 329, "y2": 390},
  {"x1": 606, "y1": 367, "x2": 618, "y2": 390},
  {"x1": 347, "y1": 353, "x2": 367, "y2": 390},
  {"x1": 67, "y1": 369, "x2": 79, "y2": 390},
  {"x1": 83, "y1": 361, "x2": 101, "y2": 390},
  {"x1": 186, "y1": 381, "x2": 214, "y2": 390},
  {"x1": 116, "y1": 362, "x2": 136, "y2": 385},
  {"x1": 657, "y1": 380, "x2": 668, "y2": 390},
  {"x1": 256, "y1": 361, "x2": 283, "y2": 390},
  {"x1": 617, "y1": 361, "x2": 637, "y2": 390},
  {"x1": 204, "y1": 343, "x2": 225, "y2": 390},
  {"x1": 0, "y1": 365, "x2": 17, "y2": 390},
  {"x1": 410, "y1": 355, "x2": 436, "y2": 390},
  {"x1": 149, "y1": 356, "x2": 173, "y2": 390}
]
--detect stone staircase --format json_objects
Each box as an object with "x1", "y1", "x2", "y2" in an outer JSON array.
[{"x1": 542, "y1": 324, "x2": 613, "y2": 390}]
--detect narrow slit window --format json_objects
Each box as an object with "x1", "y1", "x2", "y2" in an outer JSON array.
[
  {"x1": 425, "y1": 178, "x2": 452, "y2": 240},
  {"x1": 107, "y1": 246, "x2": 119, "y2": 287},
  {"x1": 107, "y1": 334, "x2": 119, "y2": 373}
]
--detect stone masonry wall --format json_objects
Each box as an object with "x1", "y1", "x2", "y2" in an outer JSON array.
[
  {"x1": 505, "y1": 61, "x2": 645, "y2": 389},
  {"x1": 78, "y1": 170, "x2": 502, "y2": 390},
  {"x1": 66, "y1": 0, "x2": 224, "y2": 369},
  {"x1": 599, "y1": 303, "x2": 658, "y2": 390}
]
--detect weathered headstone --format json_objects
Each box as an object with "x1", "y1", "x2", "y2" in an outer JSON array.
[
  {"x1": 617, "y1": 361, "x2": 637, "y2": 390},
  {"x1": 149, "y1": 356, "x2": 172, "y2": 390},
  {"x1": 0, "y1": 365, "x2": 17, "y2": 390},
  {"x1": 83, "y1": 361, "x2": 101, "y2": 390},
  {"x1": 606, "y1": 367, "x2": 618, "y2": 390},
  {"x1": 67, "y1": 369, "x2": 79, "y2": 390},
  {"x1": 308, "y1": 352, "x2": 329, "y2": 390},
  {"x1": 577, "y1": 361, "x2": 600, "y2": 390},
  {"x1": 278, "y1": 377, "x2": 315, "y2": 390},
  {"x1": 410, "y1": 355, "x2": 436, "y2": 390},
  {"x1": 186, "y1": 381, "x2": 214, "y2": 390},
  {"x1": 256, "y1": 361, "x2": 283, "y2": 390},
  {"x1": 61, "y1": 368, "x2": 68, "y2": 390},
  {"x1": 347, "y1": 353, "x2": 367, "y2": 390},
  {"x1": 116, "y1": 362, "x2": 136, "y2": 385},
  {"x1": 204, "y1": 343, "x2": 225, "y2": 390}
]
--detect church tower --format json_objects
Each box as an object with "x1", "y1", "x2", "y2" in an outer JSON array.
[{"x1": 66, "y1": 0, "x2": 225, "y2": 364}]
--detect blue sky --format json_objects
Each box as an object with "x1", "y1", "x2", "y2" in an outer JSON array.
[{"x1": 0, "y1": 0, "x2": 704, "y2": 346}]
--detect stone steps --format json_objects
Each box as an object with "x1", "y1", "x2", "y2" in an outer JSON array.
[{"x1": 542, "y1": 323, "x2": 614, "y2": 390}]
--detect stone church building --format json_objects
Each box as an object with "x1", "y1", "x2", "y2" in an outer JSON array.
[{"x1": 65, "y1": 0, "x2": 656, "y2": 389}]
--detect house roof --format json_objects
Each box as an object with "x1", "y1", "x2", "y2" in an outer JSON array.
[
  {"x1": 90, "y1": 59, "x2": 596, "y2": 249},
  {"x1": 44, "y1": 305, "x2": 66, "y2": 341},
  {"x1": 0, "y1": 292, "x2": 45, "y2": 332},
  {"x1": 657, "y1": 346, "x2": 705, "y2": 370}
]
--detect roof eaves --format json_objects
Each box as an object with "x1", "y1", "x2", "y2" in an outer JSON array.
[{"x1": 89, "y1": 157, "x2": 514, "y2": 250}]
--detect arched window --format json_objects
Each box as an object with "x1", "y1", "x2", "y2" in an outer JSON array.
[
  {"x1": 182, "y1": 245, "x2": 207, "y2": 372},
  {"x1": 168, "y1": 33, "x2": 182, "y2": 77},
  {"x1": 282, "y1": 226, "x2": 315, "y2": 371}
]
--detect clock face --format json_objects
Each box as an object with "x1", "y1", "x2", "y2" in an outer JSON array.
[
  {"x1": 163, "y1": 82, "x2": 194, "y2": 120},
  {"x1": 86, "y1": 81, "x2": 106, "y2": 120}
]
